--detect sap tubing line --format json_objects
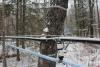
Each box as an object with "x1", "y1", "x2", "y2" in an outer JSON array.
[{"x1": 6, "y1": 44, "x2": 84, "y2": 67}]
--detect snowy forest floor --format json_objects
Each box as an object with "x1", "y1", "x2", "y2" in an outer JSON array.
[{"x1": 0, "y1": 41, "x2": 100, "y2": 67}]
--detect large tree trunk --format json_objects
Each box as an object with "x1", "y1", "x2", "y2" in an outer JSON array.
[
  {"x1": 38, "y1": 41, "x2": 57, "y2": 67},
  {"x1": 38, "y1": 0, "x2": 68, "y2": 67}
]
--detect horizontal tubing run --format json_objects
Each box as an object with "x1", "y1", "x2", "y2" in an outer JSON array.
[
  {"x1": 6, "y1": 44, "x2": 83, "y2": 67},
  {"x1": 1, "y1": 36, "x2": 100, "y2": 44}
]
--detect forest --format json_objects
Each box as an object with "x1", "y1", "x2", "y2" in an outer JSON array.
[{"x1": 0, "y1": 0, "x2": 100, "y2": 67}]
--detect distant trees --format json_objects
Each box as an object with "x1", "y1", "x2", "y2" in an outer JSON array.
[
  {"x1": 0, "y1": 4, "x2": 14, "y2": 36},
  {"x1": 74, "y1": 0, "x2": 89, "y2": 36},
  {"x1": 15, "y1": 0, "x2": 44, "y2": 61},
  {"x1": 74, "y1": 0, "x2": 95, "y2": 37},
  {"x1": 25, "y1": 4, "x2": 43, "y2": 35},
  {"x1": 0, "y1": 0, "x2": 43, "y2": 36}
]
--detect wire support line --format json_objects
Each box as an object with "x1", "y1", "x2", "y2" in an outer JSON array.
[
  {"x1": 5, "y1": 35, "x2": 61, "y2": 37},
  {"x1": 6, "y1": 44, "x2": 84, "y2": 67},
  {"x1": 1, "y1": 36, "x2": 100, "y2": 44}
]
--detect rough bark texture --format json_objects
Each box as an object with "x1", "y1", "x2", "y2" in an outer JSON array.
[
  {"x1": 38, "y1": 41, "x2": 57, "y2": 67},
  {"x1": 0, "y1": 7, "x2": 3, "y2": 37},
  {"x1": 16, "y1": 0, "x2": 26, "y2": 61},
  {"x1": 96, "y1": 0, "x2": 100, "y2": 37},
  {"x1": 16, "y1": 0, "x2": 21, "y2": 61},
  {"x1": 20, "y1": 0, "x2": 26, "y2": 49},
  {"x1": 2, "y1": 0, "x2": 7, "y2": 67},
  {"x1": 38, "y1": 0, "x2": 68, "y2": 67},
  {"x1": 74, "y1": 0, "x2": 89, "y2": 37},
  {"x1": 89, "y1": 0, "x2": 94, "y2": 38}
]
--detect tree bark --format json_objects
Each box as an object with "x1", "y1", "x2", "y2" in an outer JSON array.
[
  {"x1": 38, "y1": 0, "x2": 68, "y2": 67},
  {"x1": 88, "y1": 0, "x2": 94, "y2": 38},
  {"x1": 20, "y1": 0, "x2": 26, "y2": 49},
  {"x1": 96, "y1": 0, "x2": 100, "y2": 37},
  {"x1": 16, "y1": 0, "x2": 20, "y2": 61},
  {"x1": 38, "y1": 41, "x2": 57, "y2": 67},
  {"x1": 2, "y1": 0, "x2": 7, "y2": 67}
]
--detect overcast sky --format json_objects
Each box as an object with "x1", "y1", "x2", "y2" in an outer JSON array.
[{"x1": 0, "y1": 0, "x2": 1, "y2": 2}]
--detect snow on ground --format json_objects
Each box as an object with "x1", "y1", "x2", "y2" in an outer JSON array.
[
  {"x1": 0, "y1": 41, "x2": 100, "y2": 67},
  {"x1": 0, "y1": 54, "x2": 38, "y2": 67},
  {"x1": 63, "y1": 43, "x2": 100, "y2": 67}
]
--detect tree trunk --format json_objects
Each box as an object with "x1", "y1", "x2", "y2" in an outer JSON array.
[
  {"x1": 38, "y1": 0, "x2": 68, "y2": 67},
  {"x1": 2, "y1": 0, "x2": 7, "y2": 67},
  {"x1": 38, "y1": 40, "x2": 57, "y2": 67},
  {"x1": 2, "y1": 32, "x2": 7, "y2": 67},
  {"x1": 74, "y1": 0, "x2": 89, "y2": 37},
  {"x1": 16, "y1": 0, "x2": 20, "y2": 61},
  {"x1": 88, "y1": 0, "x2": 94, "y2": 38},
  {"x1": 20, "y1": 0, "x2": 26, "y2": 49},
  {"x1": 96, "y1": 0, "x2": 100, "y2": 37}
]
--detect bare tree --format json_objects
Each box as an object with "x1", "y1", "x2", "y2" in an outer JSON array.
[
  {"x1": 16, "y1": 0, "x2": 20, "y2": 61},
  {"x1": 20, "y1": 0, "x2": 26, "y2": 49},
  {"x1": 88, "y1": 0, "x2": 94, "y2": 38},
  {"x1": 2, "y1": 0, "x2": 7, "y2": 67},
  {"x1": 74, "y1": 0, "x2": 89, "y2": 37},
  {"x1": 96, "y1": 0, "x2": 100, "y2": 37}
]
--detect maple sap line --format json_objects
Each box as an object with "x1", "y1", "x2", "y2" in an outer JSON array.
[{"x1": 6, "y1": 44, "x2": 84, "y2": 67}]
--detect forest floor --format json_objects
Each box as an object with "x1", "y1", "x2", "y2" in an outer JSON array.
[{"x1": 0, "y1": 41, "x2": 100, "y2": 67}]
